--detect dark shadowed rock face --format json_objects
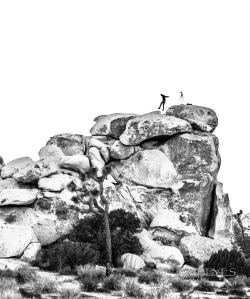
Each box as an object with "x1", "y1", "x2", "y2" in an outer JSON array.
[
  {"x1": 110, "y1": 116, "x2": 136, "y2": 139},
  {"x1": 208, "y1": 182, "x2": 234, "y2": 241},
  {"x1": 46, "y1": 133, "x2": 85, "y2": 156},
  {"x1": 166, "y1": 104, "x2": 218, "y2": 133}
]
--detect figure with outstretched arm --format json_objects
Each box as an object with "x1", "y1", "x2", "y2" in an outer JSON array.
[{"x1": 158, "y1": 94, "x2": 169, "y2": 111}]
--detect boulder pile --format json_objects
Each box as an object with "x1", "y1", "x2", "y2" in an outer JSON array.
[{"x1": 0, "y1": 104, "x2": 234, "y2": 269}]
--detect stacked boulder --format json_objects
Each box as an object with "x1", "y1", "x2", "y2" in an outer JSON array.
[{"x1": 0, "y1": 104, "x2": 234, "y2": 270}]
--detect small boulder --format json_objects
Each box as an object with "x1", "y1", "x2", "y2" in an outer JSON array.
[
  {"x1": 179, "y1": 235, "x2": 232, "y2": 267},
  {"x1": 46, "y1": 133, "x2": 85, "y2": 156},
  {"x1": 0, "y1": 189, "x2": 39, "y2": 206},
  {"x1": 1, "y1": 157, "x2": 33, "y2": 179},
  {"x1": 38, "y1": 144, "x2": 64, "y2": 164},
  {"x1": 134, "y1": 229, "x2": 184, "y2": 268},
  {"x1": 166, "y1": 104, "x2": 218, "y2": 133},
  {"x1": 0, "y1": 178, "x2": 19, "y2": 189},
  {"x1": 120, "y1": 111, "x2": 192, "y2": 145},
  {"x1": 59, "y1": 154, "x2": 90, "y2": 174},
  {"x1": 13, "y1": 159, "x2": 58, "y2": 183},
  {"x1": 38, "y1": 173, "x2": 73, "y2": 192},
  {"x1": 121, "y1": 253, "x2": 145, "y2": 271},
  {"x1": 0, "y1": 224, "x2": 37, "y2": 257}
]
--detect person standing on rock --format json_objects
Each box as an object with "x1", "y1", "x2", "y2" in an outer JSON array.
[{"x1": 158, "y1": 94, "x2": 169, "y2": 111}]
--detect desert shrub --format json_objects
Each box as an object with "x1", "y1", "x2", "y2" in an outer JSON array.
[
  {"x1": 0, "y1": 269, "x2": 16, "y2": 279},
  {"x1": 37, "y1": 241, "x2": 100, "y2": 272},
  {"x1": 170, "y1": 277, "x2": 193, "y2": 292},
  {"x1": 26, "y1": 275, "x2": 58, "y2": 294},
  {"x1": 204, "y1": 248, "x2": 250, "y2": 277},
  {"x1": 138, "y1": 271, "x2": 162, "y2": 285},
  {"x1": 59, "y1": 287, "x2": 79, "y2": 299},
  {"x1": 229, "y1": 275, "x2": 246, "y2": 289},
  {"x1": 144, "y1": 283, "x2": 171, "y2": 299},
  {"x1": 77, "y1": 264, "x2": 105, "y2": 280},
  {"x1": 244, "y1": 276, "x2": 250, "y2": 287},
  {"x1": 216, "y1": 290, "x2": 229, "y2": 296},
  {"x1": 115, "y1": 268, "x2": 138, "y2": 277},
  {"x1": 229, "y1": 288, "x2": 247, "y2": 296},
  {"x1": 70, "y1": 209, "x2": 143, "y2": 265},
  {"x1": 102, "y1": 274, "x2": 122, "y2": 291},
  {"x1": 195, "y1": 280, "x2": 215, "y2": 292},
  {"x1": 0, "y1": 277, "x2": 23, "y2": 299},
  {"x1": 55, "y1": 201, "x2": 69, "y2": 220},
  {"x1": 77, "y1": 264, "x2": 103, "y2": 292},
  {"x1": 122, "y1": 279, "x2": 144, "y2": 298},
  {"x1": 80, "y1": 276, "x2": 100, "y2": 292},
  {"x1": 14, "y1": 266, "x2": 37, "y2": 284}
]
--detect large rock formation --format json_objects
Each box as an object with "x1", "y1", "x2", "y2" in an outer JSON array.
[{"x1": 0, "y1": 104, "x2": 234, "y2": 268}]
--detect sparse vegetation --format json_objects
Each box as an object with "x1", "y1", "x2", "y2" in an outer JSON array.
[
  {"x1": 115, "y1": 267, "x2": 138, "y2": 277},
  {"x1": 14, "y1": 265, "x2": 37, "y2": 284},
  {"x1": 195, "y1": 280, "x2": 215, "y2": 292},
  {"x1": 122, "y1": 279, "x2": 144, "y2": 298},
  {"x1": 138, "y1": 270, "x2": 162, "y2": 285},
  {"x1": 170, "y1": 277, "x2": 193, "y2": 292},
  {"x1": 102, "y1": 274, "x2": 122, "y2": 291},
  {"x1": 229, "y1": 288, "x2": 247, "y2": 296}
]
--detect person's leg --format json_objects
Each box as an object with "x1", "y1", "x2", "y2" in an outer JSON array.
[
  {"x1": 158, "y1": 102, "x2": 163, "y2": 109},
  {"x1": 162, "y1": 102, "x2": 165, "y2": 111}
]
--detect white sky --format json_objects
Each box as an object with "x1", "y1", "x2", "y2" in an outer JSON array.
[{"x1": 0, "y1": 1, "x2": 249, "y2": 213}]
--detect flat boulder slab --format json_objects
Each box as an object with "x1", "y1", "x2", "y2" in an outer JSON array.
[
  {"x1": 110, "y1": 149, "x2": 182, "y2": 189},
  {"x1": 38, "y1": 173, "x2": 73, "y2": 192},
  {"x1": 90, "y1": 113, "x2": 137, "y2": 137},
  {"x1": 38, "y1": 144, "x2": 64, "y2": 164},
  {"x1": 0, "y1": 178, "x2": 19, "y2": 189},
  {"x1": 166, "y1": 104, "x2": 218, "y2": 133},
  {"x1": 120, "y1": 111, "x2": 192, "y2": 145},
  {"x1": 0, "y1": 189, "x2": 39, "y2": 206},
  {"x1": 0, "y1": 207, "x2": 79, "y2": 246},
  {"x1": 13, "y1": 159, "x2": 58, "y2": 183},
  {"x1": 150, "y1": 209, "x2": 198, "y2": 238},
  {"x1": 46, "y1": 133, "x2": 85, "y2": 156},
  {"x1": 1, "y1": 157, "x2": 33, "y2": 179},
  {"x1": 159, "y1": 131, "x2": 220, "y2": 235},
  {"x1": 121, "y1": 253, "x2": 146, "y2": 271},
  {"x1": 208, "y1": 182, "x2": 234, "y2": 240},
  {"x1": 179, "y1": 235, "x2": 232, "y2": 267},
  {"x1": 134, "y1": 229, "x2": 184, "y2": 268},
  {"x1": 0, "y1": 224, "x2": 37, "y2": 257},
  {"x1": 110, "y1": 140, "x2": 140, "y2": 160},
  {"x1": 59, "y1": 154, "x2": 90, "y2": 174}
]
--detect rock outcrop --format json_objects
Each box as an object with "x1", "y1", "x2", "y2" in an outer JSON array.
[{"x1": 0, "y1": 104, "x2": 234, "y2": 268}]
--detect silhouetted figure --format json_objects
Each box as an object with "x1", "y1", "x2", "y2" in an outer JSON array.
[
  {"x1": 158, "y1": 94, "x2": 169, "y2": 111},
  {"x1": 178, "y1": 91, "x2": 185, "y2": 104}
]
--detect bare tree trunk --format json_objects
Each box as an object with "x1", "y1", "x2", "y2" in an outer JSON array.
[{"x1": 103, "y1": 211, "x2": 112, "y2": 265}]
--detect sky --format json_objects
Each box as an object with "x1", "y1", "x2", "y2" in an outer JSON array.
[{"x1": 0, "y1": 1, "x2": 249, "y2": 213}]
